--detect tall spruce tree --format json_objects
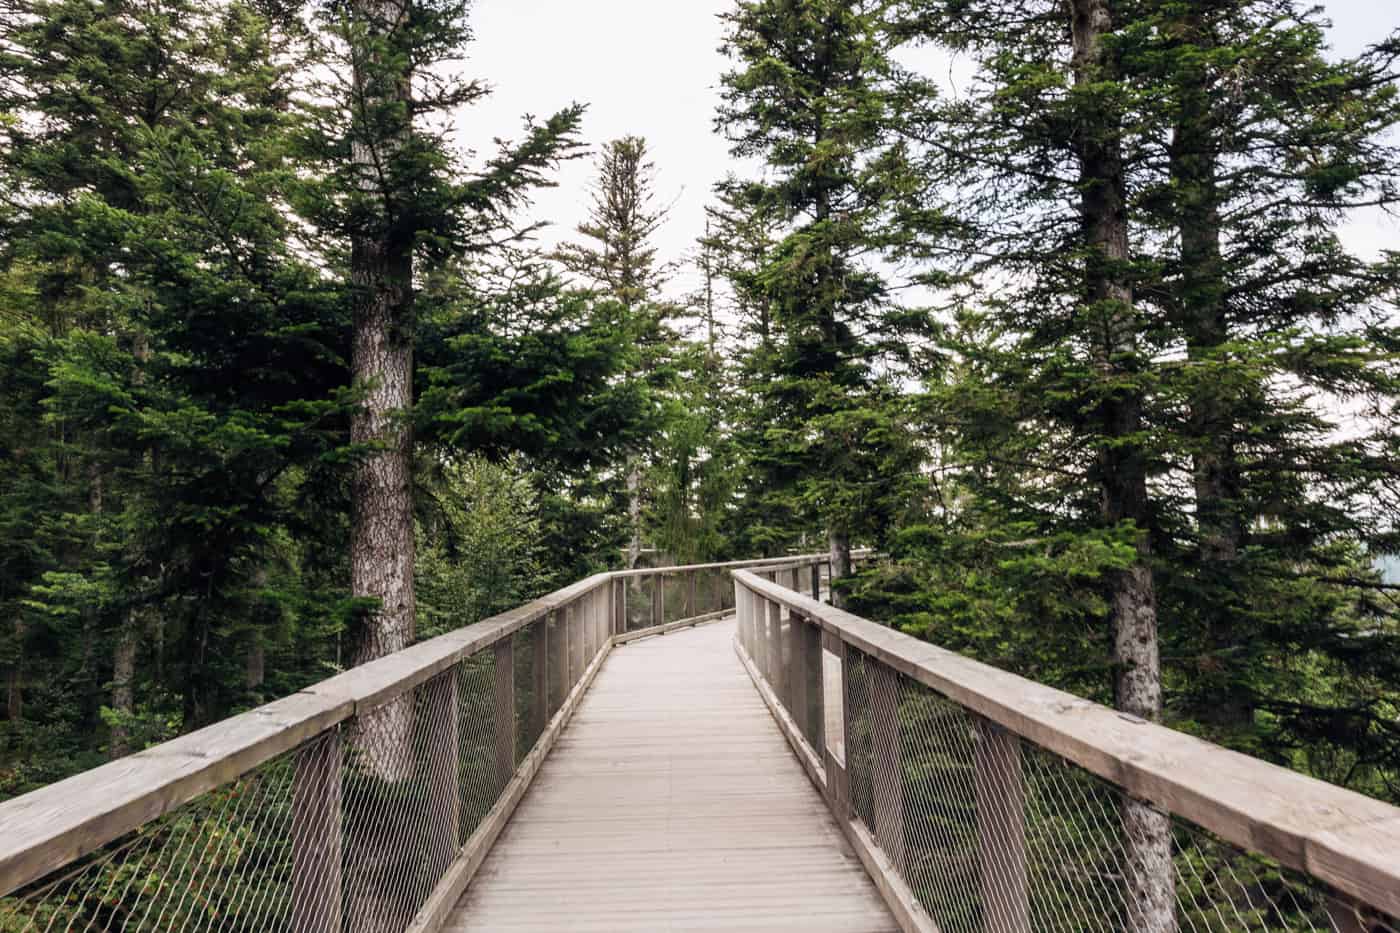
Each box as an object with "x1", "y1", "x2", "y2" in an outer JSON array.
[
  {"x1": 553, "y1": 136, "x2": 674, "y2": 567},
  {"x1": 715, "y1": 0, "x2": 938, "y2": 598},
  {"x1": 893, "y1": 0, "x2": 1400, "y2": 925}
]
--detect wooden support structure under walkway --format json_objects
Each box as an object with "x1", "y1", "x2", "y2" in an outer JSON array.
[{"x1": 445, "y1": 618, "x2": 897, "y2": 932}]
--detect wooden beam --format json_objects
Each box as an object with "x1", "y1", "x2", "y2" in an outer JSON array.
[
  {"x1": 530, "y1": 619, "x2": 548, "y2": 738},
  {"x1": 493, "y1": 639, "x2": 515, "y2": 786}
]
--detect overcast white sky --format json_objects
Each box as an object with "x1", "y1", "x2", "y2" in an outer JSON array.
[{"x1": 459, "y1": 0, "x2": 1398, "y2": 300}]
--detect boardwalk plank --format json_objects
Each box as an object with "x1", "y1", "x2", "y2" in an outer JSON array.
[{"x1": 444, "y1": 619, "x2": 896, "y2": 932}]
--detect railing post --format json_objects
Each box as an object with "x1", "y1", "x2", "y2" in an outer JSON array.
[
  {"x1": 789, "y1": 611, "x2": 809, "y2": 740},
  {"x1": 811, "y1": 563, "x2": 821, "y2": 601},
  {"x1": 755, "y1": 594, "x2": 769, "y2": 674},
  {"x1": 651, "y1": 572, "x2": 664, "y2": 628},
  {"x1": 975, "y1": 718, "x2": 1030, "y2": 933},
  {"x1": 550, "y1": 609, "x2": 566, "y2": 715},
  {"x1": 292, "y1": 730, "x2": 341, "y2": 933},
  {"x1": 567, "y1": 601, "x2": 580, "y2": 688},
  {"x1": 584, "y1": 588, "x2": 596, "y2": 661},
  {"x1": 687, "y1": 569, "x2": 697, "y2": 618},
  {"x1": 494, "y1": 638, "x2": 515, "y2": 786},
  {"x1": 531, "y1": 618, "x2": 548, "y2": 735},
  {"x1": 868, "y1": 659, "x2": 906, "y2": 874},
  {"x1": 767, "y1": 597, "x2": 784, "y2": 699},
  {"x1": 613, "y1": 578, "x2": 623, "y2": 637},
  {"x1": 824, "y1": 630, "x2": 850, "y2": 821}
]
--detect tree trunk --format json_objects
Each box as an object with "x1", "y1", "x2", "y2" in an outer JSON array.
[
  {"x1": 110, "y1": 613, "x2": 137, "y2": 759},
  {"x1": 349, "y1": 0, "x2": 416, "y2": 785},
  {"x1": 6, "y1": 617, "x2": 22, "y2": 723},
  {"x1": 246, "y1": 636, "x2": 266, "y2": 700},
  {"x1": 827, "y1": 529, "x2": 851, "y2": 609},
  {"x1": 626, "y1": 460, "x2": 643, "y2": 569},
  {"x1": 79, "y1": 463, "x2": 103, "y2": 730},
  {"x1": 1169, "y1": 10, "x2": 1250, "y2": 732},
  {"x1": 1069, "y1": 0, "x2": 1175, "y2": 929}
]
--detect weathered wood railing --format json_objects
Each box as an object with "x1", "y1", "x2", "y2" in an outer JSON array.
[
  {"x1": 0, "y1": 554, "x2": 833, "y2": 932},
  {"x1": 733, "y1": 568, "x2": 1400, "y2": 933}
]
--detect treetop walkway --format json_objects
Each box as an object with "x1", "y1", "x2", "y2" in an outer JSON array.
[{"x1": 0, "y1": 554, "x2": 1396, "y2": 932}]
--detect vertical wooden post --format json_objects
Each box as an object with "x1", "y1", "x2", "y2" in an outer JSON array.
[
  {"x1": 531, "y1": 619, "x2": 548, "y2": 735},
  {"x1": 767, "y1": 598, "x2": 784, "y2": 697},
  {"x1": 494, "y1": 638, "x2": 515, "y2": 786},
  {"x1": 824, "y1": 630, "x2": 850, "y2": 821},
  {"x1": 789, "y1": 611, "x2": 809, "y2": 740},
  {"x1": 868, "y1": 659, "x2": 906, "y2": 874},
  {"x1": 754, "y1": 594, "x2": 767, "y2": 673},
  {"x1": 550, "y1": 610, "x2": 566, "y2": 715},
  {"x1": 810, "y1": 563, "x2": 821, "y2": 601},
  {"x1": 590, "y1": 587, "x2": 600, "y2": 652},
  {"x1": 566, "y1": 601, "x2": 580, "y2": 688},
  {"x1": 292, "y1": 730, "x2": 341, "y2": 933},
  {"x1": 613, "y1": 578, "x2": 623, "y2": 637},
  {"x1": 583, "y1": 589, "x2": 595, "y2": 662},
  {"x1": 687, "y1": 569, "x2": 697, "y2": 619},
  {"x1": 975, "y1": 718, "x2": 1030, "y2": 933}
]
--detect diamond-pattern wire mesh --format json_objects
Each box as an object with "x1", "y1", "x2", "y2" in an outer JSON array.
[
  {"x1": 838, "y1": 646, "x2": 1356, "y2": 933},
  {"x1": 0, "y1": 585, "x2": 619, "y2": 933},
  {"x1": 0, "y1": 730, "x2": 339, "y2": 932}
]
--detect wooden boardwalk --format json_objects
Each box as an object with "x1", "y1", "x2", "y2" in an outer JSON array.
[{"x1": 445, "y1": 618, "x2": 897, "y2": 932}]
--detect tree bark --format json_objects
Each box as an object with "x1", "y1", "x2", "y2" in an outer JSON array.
[
  {"x1": 626, "y1": 460, "x2": 643, "y2": 569},
  {"x1": 109, "y1": 612, "x2": 137, "y2": 759},
  {"x1": 6, "y1": 617, "x2": 22, "y2": 723},
  {"x1": 246, "y1": 635, "x2": 266, "y2": 699},
  {"x1": 1069, "y1": 1, "x2": 1175, "y2": 929},
  {"x1": 349, "y1": 0, "x2": 416, "y2": 785},
  {"x1": 828, "y1": 529, "x2": 851, "y2": 609}
]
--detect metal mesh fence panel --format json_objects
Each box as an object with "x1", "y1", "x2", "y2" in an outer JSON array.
[
  {"x1": 339, "y1": 667, "x2": 460, "y2": 933},
  {"x1": 0, "y1": 732, "x2": 338, "y2": 932},
  {"x1": 838, "y1": 645, "x2": 1357, "y2": 933},
  {"x1": 624, "y1": 576, "x2": 651, "y2": 632}
]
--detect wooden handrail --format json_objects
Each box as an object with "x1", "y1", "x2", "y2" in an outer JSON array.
[
  {"x1": 732, "y1": 568, "x2": 1400, "y2": 920},
  {"x1": 0, "y1": 552, "x2": 857, "y2": 899},
  {"x1": 0, "y1": 572, "x2": 617, "y2": 898}
]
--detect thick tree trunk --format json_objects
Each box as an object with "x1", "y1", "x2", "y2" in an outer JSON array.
[
  {"x1": 110, "y1": 613, "x2": 137, "y2": 759},
  {"x1": 1169, "y1": 12, "x2": 1250, "y2": 731},
  {"x1": 1070, "y1": 1, "x2": 1175, "y2": 929},
  {"x1": 349, "y1": 0, "x2": 416, "y2": 785}
]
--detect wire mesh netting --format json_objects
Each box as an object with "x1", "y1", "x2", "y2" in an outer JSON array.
[
  {"x1": 735, "y1": 576, "x2": 1393, "y2": 933},
  {"x1": 0, "y1": 585, "x2": 617, "y2": 933},
  {"x1": 838, "y1": 645, "x2": 1371, "y2": 933}
]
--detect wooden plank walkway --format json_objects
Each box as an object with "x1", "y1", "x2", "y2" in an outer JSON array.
[{"x1": 445, "y1": 617, "x2": 897, "y2": 932}]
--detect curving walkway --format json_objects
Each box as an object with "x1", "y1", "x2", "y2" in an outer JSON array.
[{"x1": 444, "y1": 618, "x2": 896, "y2": 932}]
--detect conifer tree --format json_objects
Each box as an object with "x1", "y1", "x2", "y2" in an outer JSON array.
[
  {"x1": 715, "y1": 0, "x2": 937, "y2": 598},
  {"x1": 553, "y1": 136, "x2": 674, "y2": 567},
  {"x1": 895, "y1": 0, "x2": 1400, "y2": 924}
]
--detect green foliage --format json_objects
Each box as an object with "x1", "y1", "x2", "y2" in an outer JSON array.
[
  {"x1": 714, "y1": 0, "x2": 942, "y2": 561},
  {"x1": 416, "y1": 456, "x2": 546, "y2": 637}
]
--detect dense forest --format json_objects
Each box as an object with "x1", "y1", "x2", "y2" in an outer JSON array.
[{"x1": 0, "y1": 0, "x2": 1398, "y2": 844}]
